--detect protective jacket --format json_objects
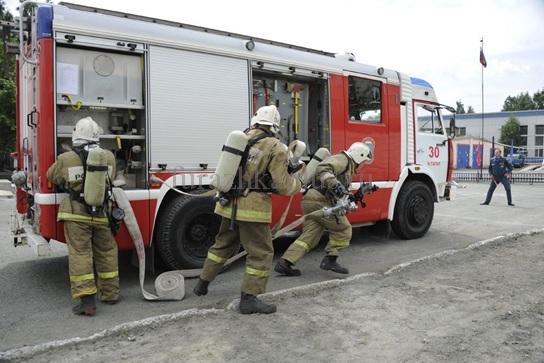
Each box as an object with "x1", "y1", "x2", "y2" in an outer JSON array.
[
  {"x1": 489, "y1": 156, "x2": 512, "y2": 177},
  {"x1": 214, "y1": 127, "x2": 301, "y2": 223},
  {"x1": 305, "y1": 152, "x2": 357, "y2": 205},
  {"x1": 281, "y1": 151, "x2": 357, "y2": 264},
  {"x1": 46, "y1": 149, "x2": 116, "y2": 225}
]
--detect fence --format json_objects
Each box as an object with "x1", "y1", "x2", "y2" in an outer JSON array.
[{"x1": 453, "y1": 170, "x2": 544, "y2": 184}]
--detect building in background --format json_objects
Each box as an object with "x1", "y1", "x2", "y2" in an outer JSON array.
[
  {"x1": 448, "y1": 110, "x2": 544, "y2": 159},
  {"x1": 451, "y1": 136, "x2": 494, "y2": 169}
]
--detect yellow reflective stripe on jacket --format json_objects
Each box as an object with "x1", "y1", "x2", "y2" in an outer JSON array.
[
  {"x1": 207, "y1": 251, "x2": 227, "y2": 264},
  {"x1": 294, "y1": 240, "x2": 311, "y2": 253},
  {"x1": 328, "y1": 239, "x2": 350, "y2": 248},
  {"x1": 246, "y1": 266, "x2": 269, "y2": 278},
  {"x1": 57, "y1": 212, "x2": 109, "y2": 225},
  {"x1": 215, "y1": 205, "x2": 271, "y2": 223},
  {"x1": 70, "y1": 273, "x2": 95, "y2": 282},
  {"x1": 97, "y1": 271, "x2": 119, "y2": 279}
]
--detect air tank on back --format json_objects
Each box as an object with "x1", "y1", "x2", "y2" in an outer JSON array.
[
  {"x1": 211, "y1": 130, "x2": 249, "y2": 193},
  {"x1": 302, "y1": 147, "x2": 331, "y2": 186}
]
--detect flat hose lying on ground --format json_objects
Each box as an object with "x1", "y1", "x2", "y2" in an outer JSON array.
[
  {"x1": 115, "y1": 180, "x2": 331, "y2": 301},
  {"x1": 113, "y1": 187, "x2": 185, "y2": 301},
  {"x1": 112, "y1": 186, "x2": 297, "y2": 301}
]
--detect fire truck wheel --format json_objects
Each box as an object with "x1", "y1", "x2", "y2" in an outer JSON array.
[
  {"x1": 391, "y1": 180, "x2": 434, "y2": 239},
  {"x1": 156, "y1": 193, "x2": 220, "y2": 269}
]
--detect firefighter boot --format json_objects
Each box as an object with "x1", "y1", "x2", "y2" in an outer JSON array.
[
  {"x1": 239, "y1": 293, "x2": 277, "y2": 314},
  {"x1": 193, "y1": 278, "x2": 210, "y2": 296},
  {"x1": 320, "y1": 255, "x2": 349, "y2": 274},
  {"x1": 274, "y1": 258, "x2": 301, "y2": 277},
  {"x1": 72, "y1": 294, "x2": 97, "y2": 316}
]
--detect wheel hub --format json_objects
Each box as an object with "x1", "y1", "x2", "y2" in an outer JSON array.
[
  {"x1": 182, "y1": 213, "x2": 219, "y2": 257},
  {"x1": 408, "y1": 195, "x2": 428, "y2": 225},
  {"x1": 189, "y1": 224, "x2": 207, "y2": 242}
]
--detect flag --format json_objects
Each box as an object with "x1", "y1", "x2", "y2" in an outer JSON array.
[{"x1": 480, "y1": 48, "x2": 487, "y2": 67}]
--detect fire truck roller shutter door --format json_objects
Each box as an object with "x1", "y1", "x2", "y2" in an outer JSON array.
[{"x1": 211, "y1": 131, "x2": 249, "y2": 193}]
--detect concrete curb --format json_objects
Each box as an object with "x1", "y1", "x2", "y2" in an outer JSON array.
[
  {"x1": 227, "y1": 272, "x2": 377, "y2": 311},
  {"x1": 384, "y1": 227, "x2": 544, "y2": 275},
  {"x1": 0, "y1": 308, "x2": 222, "y2": 361},
  {"x1": 2, "y1": 227, "x2": 543, "y2": 361}
]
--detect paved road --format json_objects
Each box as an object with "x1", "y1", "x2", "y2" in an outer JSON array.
[{"x1": 1, "y1": 182, "x2": 543, "y2": 351}]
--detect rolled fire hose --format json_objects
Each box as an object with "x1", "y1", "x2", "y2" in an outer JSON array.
[
  {"x1": 117, "y1": 177, "x2": 338, "y2": 301},
  {"x1": 113, "y1": 183, "x2": 295, "y2": 300},
  {"x1": 113, "y1": 187, "x2": 185, "y2": 300}
]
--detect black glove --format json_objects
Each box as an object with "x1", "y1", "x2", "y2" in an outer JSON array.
[
  {"x1": 332, "y1": 182, "x2": 347, "y2": 198},
  {"x1": 287, "y1": 161, "x2": 304, "y2": 174}
]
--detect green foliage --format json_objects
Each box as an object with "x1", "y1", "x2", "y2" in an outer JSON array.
[
  {"x1": 499, "y1": 117, "x2": 522, "y2": 153},
  {"x1": 0, "y1": 0, "x2": 16, "y2": 164},
  {"x1": 533, "y1": 89, "x2": 544, "y2": 109},
  {"x1": 502, "y1": 92, "x2": 536, "y2": 111},
  {"x1": 455, "y1": 100, "x2": 465, "y2": 114},
  {"x1": 467, "y1": 106, "x2": 475, "y2": 113}
]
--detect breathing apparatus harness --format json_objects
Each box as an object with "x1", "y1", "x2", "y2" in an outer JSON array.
[
  {"x1": 215, "y1": 126, "x2": 277, "y2": 229},
  {"x1": 313, "y1": 152, "x2": 353, "y2": 204},
  {"x1": 71, "y1": 145, "x2": 124, "y2": 234}
]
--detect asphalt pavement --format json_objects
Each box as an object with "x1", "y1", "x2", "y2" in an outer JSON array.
[{"x1": 1, "y1": 181, "x2": 543, "y2": 351}]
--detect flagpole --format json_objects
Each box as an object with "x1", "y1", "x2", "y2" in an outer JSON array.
[{"x1": 480, "y1": 37, "x2": 484, "y2": 180}]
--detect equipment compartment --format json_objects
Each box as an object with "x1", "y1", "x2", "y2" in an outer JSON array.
[
  {"x1": 252, "y1": 70, "x2": 330, "y2": 156},
  {"x1": 55, "y1": 44, "x2": 146, "y2": 189},
  {"x1": 56, "y1": 45, "x2": 143, "y2": 108}
]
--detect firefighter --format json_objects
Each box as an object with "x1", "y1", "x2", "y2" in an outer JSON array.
[
  {"x1": 47, "y1": 117, "x2": 119, "y2": 316},
  {"x1": 193, "y1": 105, "x2": 301, "y2": 314},
  {"x1": 274, "y1": 142, "x2": 372, "y2": 276}
]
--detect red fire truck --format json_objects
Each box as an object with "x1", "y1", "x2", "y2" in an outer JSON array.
[{"x1": 12, "y1": 2, "x2": 455, "y2": 269}]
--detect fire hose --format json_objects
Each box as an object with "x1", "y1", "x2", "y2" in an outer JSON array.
[
  {"x1": 119, "y1": 175, "x2": 376, "y2": 301},
  {"x1": 116, "y1": 177, "x2": 296, "y2": 301},
  {"x1": 113, "y1": 187, "x2": 186, "y2": 300}
]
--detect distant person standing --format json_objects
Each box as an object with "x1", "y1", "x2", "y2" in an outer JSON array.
[{"x1": 481, "y1": 148, "x2": 514, "y2": 206}]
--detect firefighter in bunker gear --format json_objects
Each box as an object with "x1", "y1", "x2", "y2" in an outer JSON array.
[
  {"x1": 46, "y1": 117, "x2": 119, "y2": 316},
  {"x1": 194, "y1": 105, "x2": 301, "y2": 314},
  {"x1": 275, "y1": 142, "x2": 372, "y2": 276}
]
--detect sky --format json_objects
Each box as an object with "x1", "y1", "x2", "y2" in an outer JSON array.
[{"x1": 5, "y1": 0, "x2": 544, "y2": 112}]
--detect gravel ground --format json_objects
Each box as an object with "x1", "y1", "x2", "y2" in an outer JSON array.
[{"x1": 4, "y1": 231, "x2": 543, "y2": 363}]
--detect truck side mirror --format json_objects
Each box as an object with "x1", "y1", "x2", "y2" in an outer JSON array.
[{"x1": 449, "y1": 117, "x2": 456, "y2": 138}]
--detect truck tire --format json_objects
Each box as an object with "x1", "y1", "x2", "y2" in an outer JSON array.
[
  {"x1": 391, "y1": 180, "x2": 434, "y2": 239},
  {"x1": 155, "y1": 193, "x2": 220, "y2": 269}
]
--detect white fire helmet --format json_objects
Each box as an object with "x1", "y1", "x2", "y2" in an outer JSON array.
[
  {"x1": 346, "y1": 142, "x2": 372, "y2": 165},
  {"x1": 72, "y1": 117, "x2": 102, "y2": 147},
  {"x1": 250, "y1": 105, "x2": 281, "y2": 134}
]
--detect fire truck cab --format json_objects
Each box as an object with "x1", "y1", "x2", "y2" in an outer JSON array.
[{"x1": 12, "y1": 2, "x2": 454, "y2": 269}]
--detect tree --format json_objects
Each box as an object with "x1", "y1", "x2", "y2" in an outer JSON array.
[
  {"x1": 467, "y1": 106, "x2": 475, "y2": 113},
  {"x1": 499, "y1": 117, "x2": 522, "y2": 154},
  {"x1": 502, "y1": 92, "x2": 536, "y2": 111},
  {"x1": 533, "y1": 89, "x2": 544, "y2": 110},
  {"x1": 0, "y1": 0, "x2": 16, "y2": 169},
  {"x1": 455, "y1": 100, "x2": 466, "y2": 114}
]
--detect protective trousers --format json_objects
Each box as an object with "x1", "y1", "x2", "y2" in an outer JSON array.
[
  {"x1": 200, "y1": 217, "x2": 273, "y2": 296},
  {"x1": 282, "y1": 199, "x2": 352, "y2": 265},
  {"x1": 64, "y1": 221, "x2": 119, "y2": 300},
  {"x1": 484, "y1": 175, "x2": 512, "y2": 204}
]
